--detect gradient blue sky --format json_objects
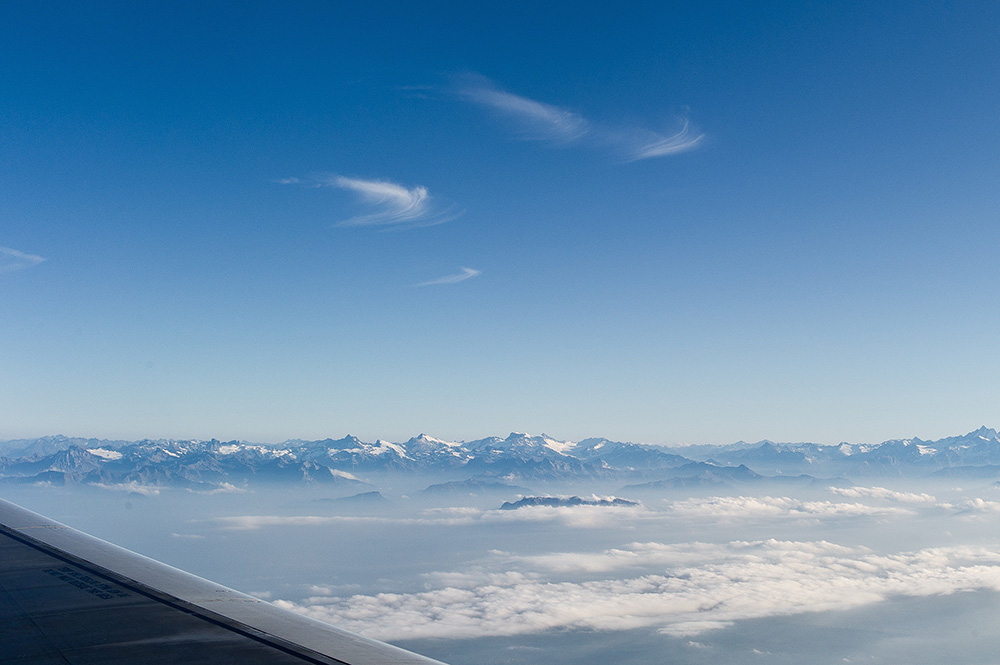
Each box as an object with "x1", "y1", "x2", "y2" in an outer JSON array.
[{"x1": 2, "y1": 1, "x2": 999, "y2": 445}]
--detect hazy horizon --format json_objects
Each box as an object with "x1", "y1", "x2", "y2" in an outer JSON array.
[{"x1": 7, "y1": 423, "x2": 1000, "y2": 450}]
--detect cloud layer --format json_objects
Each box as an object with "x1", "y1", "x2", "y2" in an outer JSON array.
[
  {"x1": 263, "y1": 489, "x2": 1000, "y2": 642},
  {"x1": 214, "y1": 489, "x2": 942, "y2": 533},
  {"x1": 453, "y1": 74, "x2": 703, "y2": 161},
  {"x1": 213, "y1": 503, "x2": 647, "y2": 531},
  {"x1": 276, "y1": 539, "x2": 1000, "y2": 640}
]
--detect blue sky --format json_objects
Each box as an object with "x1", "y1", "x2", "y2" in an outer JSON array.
[{"x1": 2, "y1": 1, "x2": 999, "y2": 445}]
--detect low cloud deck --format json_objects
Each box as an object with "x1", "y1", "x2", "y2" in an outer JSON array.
[{"x1": 0, "y1": 499, "x2": 446, "y2": 665}]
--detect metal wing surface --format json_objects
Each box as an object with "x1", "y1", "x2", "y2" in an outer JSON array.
[{"x1": 0, "y1": 498, "x2": 447, "y2": 665}]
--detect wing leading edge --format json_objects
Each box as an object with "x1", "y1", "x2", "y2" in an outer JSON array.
[{"x1": 0, "y1": 498, "x2": 448, "y2": 665}]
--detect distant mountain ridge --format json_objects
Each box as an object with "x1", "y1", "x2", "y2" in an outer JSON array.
[
  {"x1": 500, "y1": 496, "x2": 640, "y2": 510},
  {"x1": 3, "y1": 428, "x2": 1000, "y2": 490}
]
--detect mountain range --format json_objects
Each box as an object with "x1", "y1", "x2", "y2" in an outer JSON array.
[{"x1": 3, "y1": 428, "x2": 1000, "y2": 491}]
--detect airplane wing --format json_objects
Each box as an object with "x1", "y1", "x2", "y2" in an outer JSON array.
[{"x1": 0, "y1": 498, "x2": 448, "y2": 664}]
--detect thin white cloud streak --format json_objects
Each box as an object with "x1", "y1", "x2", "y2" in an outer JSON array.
[
  {"x1": 217, "y1": 515, "x2": 364, "y2": 530},
  {"x1": 452, "y1": 74, "x2": 703, "y2": 161},
  {"x1": 213, "y1": 503, "x2": 647, "y2": 531},
  {"x1": 276, "y1": 540, "x2": 1000, "y2": 641},
  {"x1": 280, "y1": 175, "x2": 462, "y2": 228},
  {"x1": 456, "y1": 75, "x2": 589, "y2": 143},
  {"x1": 193, "y1": 482, "x2": 247, "y2": 495},
  {"x1": 666, "y1": 495, "x2": 916, "y2": 521},
  {"x1": 0, "y1": 246, "x2": 45, "y2": 273},
  {"x1": 420, "y1": 570, "x2": 540, "y2": 590},
  {"x1": 214, "y1": 492, "x2": 932, "y2": 532},
  {"x1": 89, "y1": 481, "x2": 161, "y2": 496},
  {"x1": 507, "y1": 540, "x2": 771, "y2": 575},
  {"x1": 414, "y1": 267, "x2": 481, "y2": 287},
  {"x1": 829, "y1": 486, "x2": 937, "y2": 504}
]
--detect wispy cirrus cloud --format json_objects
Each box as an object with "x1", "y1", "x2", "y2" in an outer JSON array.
[
  {"x1": 275, "y1": 539, "x2": 1000, "y2": 641},
  {"x1": 280, "y1": 175, "x2": 462, "y2": 228},
  {"x1": 451, "y1": 73, "x2": 704, "y2": 161},
  {"x1": 329, "y1": 176, "x2": 431, "y2": 227},
  {"x1": 621, "y1": 119, "x2": 706, "y2": 161},
  {"x1": 415, "y1": 267, "x2": 481, "y2": 287},
  {"x1": 455, "y1": 73, "x2": 589, "y2": 143},
  {"x1": 0, "y1": 246, "x2": 45, "y2": 273}
]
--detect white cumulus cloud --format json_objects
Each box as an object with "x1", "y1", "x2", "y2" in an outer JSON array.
[{"x1": 953, "y1": 498, "x2": 1000, "y2": 515}]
